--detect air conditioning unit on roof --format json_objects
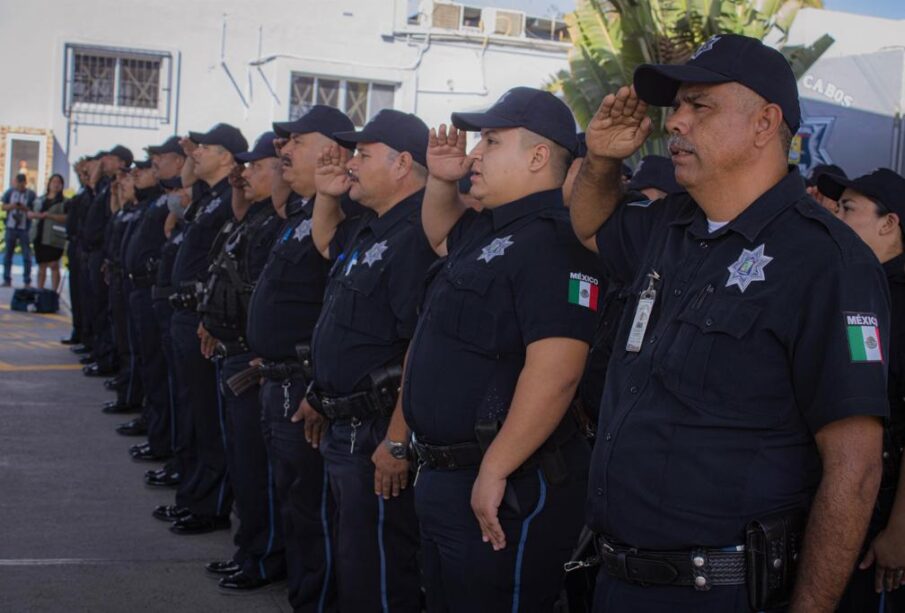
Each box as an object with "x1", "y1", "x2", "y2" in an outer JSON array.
[
  {"x1": 432, "y1": 1, "x2": 464, "y2": 30},
  {"x1": 485, "y1": 8, "x2": 526, "y2": 37}
]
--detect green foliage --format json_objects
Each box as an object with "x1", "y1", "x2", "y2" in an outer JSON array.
[{"x1": 550, "y1": 0, "x2": 830, "y2": 156}]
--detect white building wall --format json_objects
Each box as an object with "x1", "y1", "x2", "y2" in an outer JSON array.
[{"x1": 0, "y1": 0, "x2": 569, "y2": 187}]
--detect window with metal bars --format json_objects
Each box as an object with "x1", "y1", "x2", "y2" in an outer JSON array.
[
  {"x1": 289, "y1": 74, "x2": 395, "y2": 127},
  {"x1": 64, "y1": 44, "x2": 171, "y2": 125}
]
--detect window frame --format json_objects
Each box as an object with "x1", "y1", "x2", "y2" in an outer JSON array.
[{"x1": 289, "y1": 73, "x2": 397, "y2": 127}]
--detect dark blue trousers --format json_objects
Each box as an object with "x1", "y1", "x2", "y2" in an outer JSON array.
[
  {"x1": 129, "y1": 287, "x2": 171, "y2": 455},
  {"x1": 86, "y1": 250, "x2": 115, "y2": 368},
  {"x1": 415, "y1": 438, "x2": 589, "y2": 613},
  {"x1": 321, "y1": 415, "x2": 421, "y2": 613},
  {"x1": 153, "y1": 297, "x2": 188, "y2": 481},
  {"x1": 170, "y1": 310, "x2": 231, "y2": 518},
  {"x1": 112, "y1": 275, "x2": 143, "y2": 406},
  {"x1": 66, "y1": 244, "x2": 84, "y2": 340},
  {"x1": 219, "y1": 352, "x2": 285, "y2": 580}
]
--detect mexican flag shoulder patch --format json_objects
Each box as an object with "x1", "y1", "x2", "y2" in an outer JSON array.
[
  {"x1": 568, "y1": 272, "x2": 599, "y2": 311},
  {"x1": 844, "y1": 312, "x2": 883, "y2": 363}
]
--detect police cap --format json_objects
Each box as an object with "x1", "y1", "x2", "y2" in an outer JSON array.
[
  {"x1": 188, "y1": 123, "x2": 248, "y2": 155},
  {"x1": 334, "y1": 109, "x2": 429, "y2": 167}
]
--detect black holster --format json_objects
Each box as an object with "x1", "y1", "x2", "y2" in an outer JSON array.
[{"x1": 745, "y1": 508, "x2": 807, "y2": 611}]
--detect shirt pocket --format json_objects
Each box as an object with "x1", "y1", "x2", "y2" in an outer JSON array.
[
  {"x1": 658, "y1": 295, "x2": 780, "y2": 423},
  {"x1": 335, "y1": 267, "x2": 397, "y2": 341},
  {"x1": 434, "y1": 268, "x2": 500, "y2": 354}
]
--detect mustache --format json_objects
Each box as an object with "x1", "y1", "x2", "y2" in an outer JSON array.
[
  {"x1": 667, "y1": 134, "x2": 695, "y2": 154},
  {"x1": 280, "y1": 155, "x2": 292, "y2": 167}
]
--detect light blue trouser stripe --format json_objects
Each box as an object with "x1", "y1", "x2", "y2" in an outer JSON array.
[
  {"x1": 318, "y1": 468, "x2": 333, "y2": 613},
  {"x1": 880, "y1": 591, "x2": 886, "y2": 613},
  {"x1": 259, "y1": 459, "x2": 276, "y2": 579},
  {"x1": 511, "y1": 470, "x2": 547, "y2": 613},
  {"x1": 377, "y1": 496, "x2": 389, "y2": 613},
  {"x1": 214, "y1": 358, "x2": 228, "y2": 516}
]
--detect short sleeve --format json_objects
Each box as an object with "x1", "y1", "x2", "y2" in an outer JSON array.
[
  {"x1": 595, "y1": 194, "x2": 669, "y2": 286},
  {"x1": 792, "y1": 254, "x2": 891, "y2": 433},
  {"x1": 389, "y1": 225, "x2": 436, "y2": 339},
  {"x1": 513, "y1": 224, "x2": 601, "y2": 346}
]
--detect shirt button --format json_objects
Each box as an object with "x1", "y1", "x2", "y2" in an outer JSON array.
[
  {"x1": 673, "y1": 289, "x2": 682, "y2": 297},
  {"x1": 648, "y1": 335, "x2": 657, "y2": 343},
  {"x1": 596, "y1": 488, "x2": 604, "y2": 496},
  {"x1": 705, "y1": 318, "x2": 714, "y2": 327},
  {"x1": 629, "y1": 386, "x2": 638, "y2": 394},
  {"x1": 604, "y1": 432, "x2": 612, "y2": 441},
  {"x1": 699, "y1": 241, "x2": 708, "y2": 249}
]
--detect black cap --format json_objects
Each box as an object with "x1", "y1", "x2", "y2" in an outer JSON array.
[
  {"x1": 147, "y1": 136, "x2": 185, "y2": 157},
  {"x1": 628, "y1": 155, "x2": 682, "y2": 194},
  {"x1": 235, "y1": 132, "x2": 278, "y2": 163},
  {"x1": 188, "y1": 123, "x2": 248, "y2": 155},
  {"x1": 634, "y1": 34, "x2": 801, "y2": 133},
  {"x1": 104, "y1": 145, "x2": 134, "y2": 167},
  {"x1": 806, "y1": 163, "x2": 847, "y2": 188},
  {"x1": 334, "y1": 110, "x2": 429, "y2": 167},
  {"x1": 160, "y1": 176, "x2": 183, "y2": 190},
  {"x1": 273, "y1": 105, "x2": 356, "y2": 149},
  {"x1": 133, "y1": 159, "x2": 153, "y2": 170},
  {"x1": 451, "y1": 87, "x2": 579, "y2": 155},
  {"x1": 575, "y1": 133, "x2": 587, "y2": 158},
  {"x1": 818, "y1": 168, "x2": 905, "y2": 235},
  {"x1": 84, "y1": 151, "x2": 104, "y2": 162}
]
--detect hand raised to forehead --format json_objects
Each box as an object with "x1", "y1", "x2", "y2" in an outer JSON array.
[
  {"x1": 427, "y1": 124, "x2": 472, "y2": 182},
  {"x1": 228, "y1": 164, "x2": 247, "y2": 189},
  {"x1": 179, "y1": 136, "x2": 197, "y2": 156},
  {"x1": 586, "y1": 86, "x2": 653, "y2": 161},
  {"x1": 314, "y1": 143, "x2": 352, "y2": 197},
  {"x1": 273, "y1": 137, "x2": 288, "y2": 156}
]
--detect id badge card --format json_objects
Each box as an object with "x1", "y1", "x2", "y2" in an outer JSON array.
[{"x1": 626, "y1": 271, "x2": 660, "y2": 353}]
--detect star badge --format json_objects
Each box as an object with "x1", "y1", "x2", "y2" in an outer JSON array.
[
  {"x1": 362, "y1": 240, "x2": 389, "y2": 267},
  {"x1": 293, "y1": 219, "x2": 312, "y2": 242},
  {"x1": 477, "y1": 235, "x2": 514, "y2": 263},
  {"x1": 726, "y1": 244, "x2": 773, "y2": 293},
  {"x1": 202, "y1": 197, "x2": 221, "y2": 216}
]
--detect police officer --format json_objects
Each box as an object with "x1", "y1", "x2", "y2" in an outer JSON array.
[
  {"x1": 146, "y1": 179, "x2": 191, "y2": 492},
  {"x1": 196, "y1": 131, "x2": 285, "y2": 592},
  {"x1": 570, "y1": 34, "x2": 889, "y2": 612},
  {"x1": 818, "y1": 169, "x2": 905, "y2": 611},
  {"x1": 61, "y1": 157, "x2": 93, "y2": 346},
  {"x1": 306, "y1": 109, "x2": 435, "y2": 611},
  {"x1": 407, "y1": 87, "x2": 598, "y2": 612},
  {"x1": 81, "y1": 145, "x2": 133, "y2": 378},
  {"x1": 104, "y1": 163, "x2": 147, "y2": 419},
  {"x1": 153, "y1": 123, "x2": 247, "y2": 535},
  {"x1": 70, "y1": 154, "x2": 104, "y2": 359},
  {"x1": 806, "y1": 163, "x2": 848, "y2": 216},
  {"x1": 241, "y1": 105, "x2": 355, "y2": 611}
]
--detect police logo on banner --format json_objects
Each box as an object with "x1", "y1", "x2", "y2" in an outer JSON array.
[{"x1": 789, "y1": 116, "x2": 835, "y2": 176}]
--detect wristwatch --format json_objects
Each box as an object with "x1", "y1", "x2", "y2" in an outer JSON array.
[{"x1": 384, "y1": 439, "x2": 408, "y2": 460}]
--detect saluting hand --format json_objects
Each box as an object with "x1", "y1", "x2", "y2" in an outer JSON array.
[
  {"x1": 314, "y1": 144, "x2": 352, "y2": 197},
  {"x1": 471, "y1": 468, "x2": 508, "y2": 551},
  {"x1": 586, "y1": 85, "x2": 653, "y2": 161},
  {"x1": 179, "y1": 136, "x2": 197, "y2": 157},
  {"x1": 427, "y1": 124, "x2": 472, "y2": 182}
]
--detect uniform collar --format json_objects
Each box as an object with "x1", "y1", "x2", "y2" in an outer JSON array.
[
  {"x1": 673, "y1": 168, "x2": 807, "y2": 241},
  {"x1": 489, "y1": 188, "x2": 560, "y2": 231},
  {"x1": 247, "y1": 198, "x2": 272, "y2": 219},
  {"x1": 367, "y1": 189, "x2": 423, "y2": 239},
  {"x1": 884, "y1": 252, "x2": 905, "y2": 282},
  {"x1": 205, "y1": 176, "x2": 230, "y2": 197}
]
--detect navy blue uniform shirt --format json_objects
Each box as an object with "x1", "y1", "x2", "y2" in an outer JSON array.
[
  {"x1": 586, "y1": 168, "x2": 890, "y2": 549},
  {"x1": 247, "y1": 197, "x2": 332, "y2": 361},
  {"x1": 80, "y1": 177, "x2": 112, "y2": 251},
  {"x1": 311, "y1": 190, "x2": 436, "y2": 395},
  {"x1": 156, "y1": 223, "x2": 185, "y2": 289},
  {"x1": 403, "y1": 189, "x2": 600, "y2": 444},
  {"x1": 124, "y1": 191, "x2": 169, "y2": 277},
  {"x1": 885, "y1": 254, "x2": 905, "y2": 432},
  {"x1": 170, "y1": 177, "x2": 232, "y2": 288}
]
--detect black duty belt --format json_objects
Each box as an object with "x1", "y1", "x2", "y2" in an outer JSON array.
[
  {"x1": 315, "y1": 389, "x2": 386, "y2": 421},
  {"x1": 259, "y1": 360, "x2": 305, "y2": 381},
  {"x1": 151, "y1": 285, "x2": 175, "y2": 300},
  {"x1": 215, "y1": 339, "x2": 250, "y2": 358},
  {"x1": 597, "y1": 537, "x2": 746, "y2": 589},
  {"x1": 411, "y1": 439, "x2": 484, "y2": 470},
  {"x1": 307, "y1": 364, "x2": 401, "y2": 422},
  {"x1": 128, "y1": 273, "x2": 155, "y2": 289}
]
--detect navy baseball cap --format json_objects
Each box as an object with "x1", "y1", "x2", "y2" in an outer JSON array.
[
  {"x1": 634, "y1": 34, "x2": 801, "y2": 133},
  {"x1": 133, "y1": 159, "x2": 153, "y2": 170},
  {"x1": 628, "y1": 155, "x2": 682, "y2": 194},
  {"x1": 818, "y1": 168, "x2": 905, "y2": 235},
  {"x1": 806, "y1": 163, "x2": 847, "y2": 188},
  {"x1": 188, "y1": 123, "x2": 248, "y2": 155},
  {"x1": 104, "y1": 145, "x2": 134, "y2": 167},
  {"x1": 235, "y1": 132, "x2": 278, "y2": 163},
  {"x1": 273, "y1": 105, "x2": 356, "y2": 149},
  {"x1": 147, "y1": 136, "x2": 185, "y2": 157},
  {"x1": 451, "y1": 87, "x2": 579, "y2": 155},
  {"x1": 160, "y1": 176, "x2": 183, "y2": 190},
  {"x1": 334, "y1": 110, "x2": 429, "y2": 167}
]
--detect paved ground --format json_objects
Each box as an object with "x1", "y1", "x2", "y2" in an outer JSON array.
[{"x1": 0, "y1": 284, "x2": 290, "y2": 613}]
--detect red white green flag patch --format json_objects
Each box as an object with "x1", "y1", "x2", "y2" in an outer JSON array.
[
  {"x1": 568, "y1": 273, "x2": 599, "y2": 311},
  {"x1": 844, "y1": 312, "x2": 883, "y2": 363}
]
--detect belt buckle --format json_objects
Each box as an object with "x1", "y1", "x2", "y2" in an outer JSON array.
[{"x1": 439, "y1": 448, "x2": 456, "y2": 470}]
